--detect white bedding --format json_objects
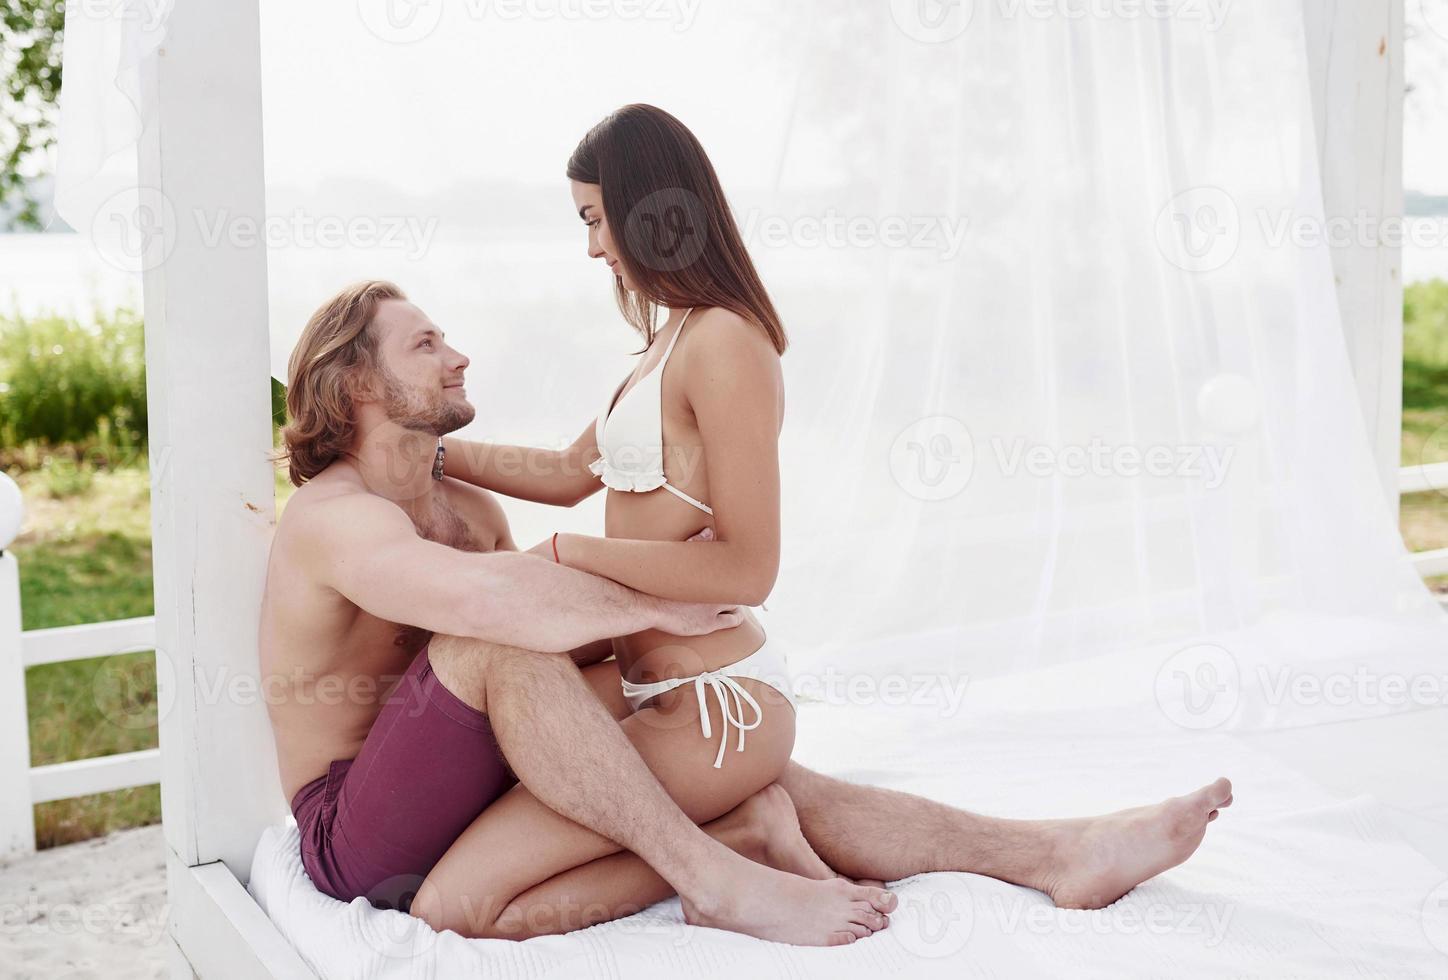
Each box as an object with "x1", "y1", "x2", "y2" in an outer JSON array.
[{"x1": 249, "y1": 662, "x2": 1448, "y2": 979}]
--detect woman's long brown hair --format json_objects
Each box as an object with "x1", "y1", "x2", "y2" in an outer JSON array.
[{"x1": 566, "y1": 104, "x2": 787, "y2": 354}]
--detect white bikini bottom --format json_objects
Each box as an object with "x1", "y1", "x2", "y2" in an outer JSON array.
[{"x1": 620, "y1": 639, "x2": 796, "y2": 769}]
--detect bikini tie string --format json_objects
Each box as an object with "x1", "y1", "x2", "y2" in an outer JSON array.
[{"x1": 692, "y1": 672, "x2": 764, "y2": 769}]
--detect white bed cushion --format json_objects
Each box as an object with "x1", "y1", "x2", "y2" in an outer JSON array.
[{"x1": 250, "y1": 689, "x2": 1448, "y2": 979}]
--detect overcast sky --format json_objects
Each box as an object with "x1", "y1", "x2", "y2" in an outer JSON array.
[
  {"x1": 257, "y1": 0, "x2": 803, "y2": 195},
  {"x1": 254, "y1": 1, "x2": 1448, "y2": 197}
]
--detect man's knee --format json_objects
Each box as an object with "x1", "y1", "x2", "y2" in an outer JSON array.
[{"x1": 427, "y1": 634, "x2": 573, "y2": 714}]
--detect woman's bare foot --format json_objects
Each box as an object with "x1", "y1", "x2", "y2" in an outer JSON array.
[
  {"x1": 681, "y1": 854, "x2": 897, "y2": 946},
  {"x1": 714, "y1": 785, "x2": 895, "y2": 936},
  {"x1": 1038, "y1": 777, "x2": 1234, "y2": 909}
]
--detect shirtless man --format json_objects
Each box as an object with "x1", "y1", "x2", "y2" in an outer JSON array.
[{"x1": 260, "y1": 280, "x2": 1233, "y2": 947}]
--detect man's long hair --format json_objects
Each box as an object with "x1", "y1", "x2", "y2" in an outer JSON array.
[{"x1": 278, "y1": 280, "x2": 405, "y2": 487}]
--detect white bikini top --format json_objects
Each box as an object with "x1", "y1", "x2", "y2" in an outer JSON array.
[{"x1": 589, "y1": 309, "x2": 714, "y2": 516}]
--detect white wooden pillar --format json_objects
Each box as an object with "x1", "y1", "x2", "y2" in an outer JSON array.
[
  {"x1": 137, "y1": 0, "x2": 281, "y2": 884},
  {"x1": 1301, "y1": 0, "x2": 1406, "y2": 509},
  {"x1": 0, "y1": 550, "x2": 37, "y2": 858}
]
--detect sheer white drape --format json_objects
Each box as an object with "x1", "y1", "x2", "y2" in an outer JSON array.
[
  {"x1": 58, "y1": 0, "x2": 1446, "y2": 724},
  {"x1": 52, "y1": 0, "x2": 166, "y2": 255},
  {"x1": 755, "y1": 1, "x2": 1445, "y2": 681}
]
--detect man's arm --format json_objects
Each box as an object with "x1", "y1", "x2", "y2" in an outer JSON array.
[{"x1": 298, "y1": 492, "x2": 740, "y2": 653}]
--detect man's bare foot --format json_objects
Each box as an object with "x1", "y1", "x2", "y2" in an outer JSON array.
[
  {"x1": 680, "y1": 837, "x2": 897, "y2": 946},
  {"x1": 1039, "y1": 777, "x2": 1233, "y2": 909}
]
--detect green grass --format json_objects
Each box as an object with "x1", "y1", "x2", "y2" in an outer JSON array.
[
  {"x1": 1401, "y1": 281, "x2": 1448, "y2": 594},
  {"x1": 11, "y1": 465, "x2": 160, "y2": 847},
  {"x1": 1404, "y1": 279, "x2": 1448, "y2": 468},
  {"x1": 11, "y1": 460, "x2": 297, "y2": 847}
]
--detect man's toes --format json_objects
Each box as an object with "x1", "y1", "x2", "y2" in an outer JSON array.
[
  {"x1": 1185, "y1": 778, "x2": 1232, "y2": 813},
  {"x1": 844, "y1": 920, "x2": 872, "y2": 940},
  {"x1": 829, "y1": 931, "x2": 858, "y2": 946}
]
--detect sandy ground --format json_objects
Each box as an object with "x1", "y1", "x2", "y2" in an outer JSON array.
[{"x1": 0, "y1": 825, "x2": 168, "y2": 980}]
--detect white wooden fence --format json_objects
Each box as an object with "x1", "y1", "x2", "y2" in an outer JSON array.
[
  {"x1": 1, "y1": 463, "x2": 1447, "y2": 860},
  {"x1": 0, "y1": 549, "x2": 161, "y2": 859}
]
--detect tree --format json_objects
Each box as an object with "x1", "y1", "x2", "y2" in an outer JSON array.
[{"x1": 1, "y1": 0, "x2": 63, "y2": 230}]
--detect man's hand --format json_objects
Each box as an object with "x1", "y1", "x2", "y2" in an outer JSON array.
[
  {"x1": 653, "y1": 599, "x2": 745, "y2": 637},
  {"x1": 519, "y1": 524, "x2": 736, "y2": 636}
]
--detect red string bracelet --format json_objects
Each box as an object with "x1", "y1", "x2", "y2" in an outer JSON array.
[{"x1": 551, "y1": 532, "x2": 560, "y2": 564}]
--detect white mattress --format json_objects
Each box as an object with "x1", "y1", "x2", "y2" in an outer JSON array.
[{"x1": 249, "y1": 642, "x2": 1448, "y2": 979}]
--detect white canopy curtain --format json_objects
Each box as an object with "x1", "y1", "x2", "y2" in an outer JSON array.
[
  {"x1": 57, "y1": 0, "x2": 1445, "y2": 729},
  {"x1": 254, "y1": 0, "x2": 1445, "y2": 707}
]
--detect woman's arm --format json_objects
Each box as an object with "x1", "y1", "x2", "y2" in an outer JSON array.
[
  {"x1": 546, "y1": 312, "x2": 783, "y2": 606},
  {"x1": 442, "y1": 420, "x2": 603, "y2": 507}
]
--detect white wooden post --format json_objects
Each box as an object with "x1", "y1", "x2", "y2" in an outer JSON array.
[
  {"x1": 1301, "y1": 0, "x2": 1406, "y2": 510},
  {"x1": 136, "y1": 0, "x2": 281, "y2": 886},
  {"x1": 0, "y1": 549, "x2": 37, "y2": 859}
]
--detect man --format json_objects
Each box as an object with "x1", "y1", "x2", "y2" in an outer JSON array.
[{"x1": 259, "y1": 280, "x2": 1233, "y2": 947}]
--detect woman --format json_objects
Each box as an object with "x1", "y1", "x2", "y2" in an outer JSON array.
[{"x1": 421, "y1": 104, "x2": 889, "y2": 942}]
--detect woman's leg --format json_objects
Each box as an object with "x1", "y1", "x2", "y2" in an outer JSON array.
[
  {"x1": 490, "y1": 783, "x2": 842, "y2": 938},
  {"x1": 411, "y1": 677, "x2": 886, "y2": 941}
]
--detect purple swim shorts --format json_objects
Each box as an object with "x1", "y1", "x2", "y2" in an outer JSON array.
[{"x1": 289, "y1": 646, "x2": 513, "y2": 911}]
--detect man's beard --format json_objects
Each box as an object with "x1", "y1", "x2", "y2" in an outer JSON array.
[{"x1": 378, "y1": 367, "x2": 475, "y2": 436}]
